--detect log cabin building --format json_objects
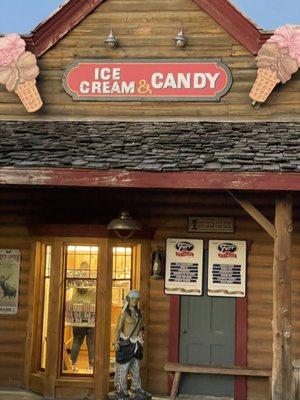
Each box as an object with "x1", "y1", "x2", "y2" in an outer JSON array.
[{"x1": 0, "y1": 1, "x2": 299, "y2": 400}]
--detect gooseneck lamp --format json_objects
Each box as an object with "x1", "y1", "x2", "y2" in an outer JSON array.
[{"x1": 107, "y1": 211, "x2": 141, "y2": 239}]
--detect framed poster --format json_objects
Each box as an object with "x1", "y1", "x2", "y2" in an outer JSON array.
[
  {"x1": 165, "y1": 238, "x2": 203, "y2": 296},
  {"x1": 0, "y1": 249, "x2": 20, "y2": 314},
  {"x1": 208, "y1": 240, "x2": 246, "y2": 297}
]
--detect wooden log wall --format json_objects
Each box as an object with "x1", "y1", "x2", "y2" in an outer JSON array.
[
  {"x1": 0, "y1": 187, "x2": 300, "y2": 400},
  {"x1": 0, "y1": 0, "x2": 299, "y2": 120},
  {"x1": 0, "y1": 191, "x2": 31, "y2": 387}
]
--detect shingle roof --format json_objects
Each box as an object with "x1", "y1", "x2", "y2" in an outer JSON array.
[{"x1": 0, "y1": 121, "x2": 299, "y2": 173}]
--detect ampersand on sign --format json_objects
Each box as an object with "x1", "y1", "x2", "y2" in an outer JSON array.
[{"x1": 137, "y1": 80, "x2": 152, "y2": 95}]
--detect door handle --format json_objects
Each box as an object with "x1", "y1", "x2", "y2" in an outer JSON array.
[{"x1": 182, "y1": 329, "x2": 188, "y2": 334}]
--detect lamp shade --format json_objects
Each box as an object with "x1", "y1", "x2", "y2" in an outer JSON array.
[{"x1": 107, "y1": 211, "x2": 141, "y2": 238}]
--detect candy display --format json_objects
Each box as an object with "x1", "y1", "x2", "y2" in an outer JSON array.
[
  {"x1": 250, "y1": 24, "x2": 300, "y2": 105},
  {"x1": 0, "y1": 34, "x2": 42, "y2": 112}
]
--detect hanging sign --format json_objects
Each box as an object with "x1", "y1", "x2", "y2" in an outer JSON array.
[
  {"x1": 0, "y1": 249, "x2": 20, "y2": 314},
  {"x1": 63, "y1": 59, "x2": 232, "y2": 101},
  {"x1": 208, "y1": 240, "x2": 246, "y2": 297},
  {"x1": 165, "y1": 238, "x2": 203, "y2": 296},
  {"x1": 188, "y1": 217, "x2": 235, "y2": 233}
]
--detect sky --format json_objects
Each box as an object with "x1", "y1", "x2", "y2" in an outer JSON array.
[{"x1": 0, "y1": 0, "x2": 299, "y2": 34}]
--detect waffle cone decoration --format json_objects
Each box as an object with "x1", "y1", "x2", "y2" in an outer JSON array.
[
  {"x1": 15, "y1": 79, "x2": 42, "y2": 113},
  {"x1": 0, "y1": 34, "x2": 42, "y2": 112},
  {"x1": 250, "y1": 68, "x2": 280, "y2": 103},
  {"x1": 250, "y1": 25, "x2": 300, "y2": 106}
]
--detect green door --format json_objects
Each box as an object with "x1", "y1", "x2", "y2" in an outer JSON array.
[{"x1": 179, "y1": 253, "x2": 236, "y2": 398}]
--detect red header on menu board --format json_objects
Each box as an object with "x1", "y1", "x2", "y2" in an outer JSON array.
[{"x1": 62, "y1": 59, "x2": 232, "y2": 102}]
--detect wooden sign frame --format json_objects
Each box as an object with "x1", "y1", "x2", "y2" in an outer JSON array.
[{"x1": 62, "y1": 58, "x2": 233, "y2": 102}]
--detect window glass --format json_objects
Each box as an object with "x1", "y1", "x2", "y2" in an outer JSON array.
[
  {"x1": 110, "y1": 247, "x2": 133, "y2": 372},
  {"x1": 62, "y1": 245, "x2": 98, "y2": 375}
]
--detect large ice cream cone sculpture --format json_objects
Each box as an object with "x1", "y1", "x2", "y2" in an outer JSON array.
[
  {"x1": 0, "y1": 34, "x2": 42, "y2": 112},
  {"x1": 250, "y1": 68, "x2": 280, "y2": 103},
  {"x1": 250, "y1": 24, "x2": 300, "y2": 106},
  {"x1": 15, "y1": 79, "x2": 42, "y2": 113}
]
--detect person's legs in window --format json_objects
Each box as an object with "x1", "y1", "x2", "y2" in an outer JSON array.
[
  {"x1": 86, "y1": 327, "x2": 95, "y2": 369},
  {"x1": 70, "y1": 327, "x2": 86, "y2": 369}
]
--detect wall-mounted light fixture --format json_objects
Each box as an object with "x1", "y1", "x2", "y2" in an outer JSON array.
[
  {"x1": 105, "y1": 30, "x2": 119, "y2": 49},
  {"x1": 107, "y1": 210, "x2": 141, "y2": 239},
  {"x1": 173, "y1": 27, "x2": 187, "y2": 48}
]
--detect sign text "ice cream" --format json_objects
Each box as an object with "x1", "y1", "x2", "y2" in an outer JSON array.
[{"x1": 63, "y1": 59, "x2": 232, "y2": 102}]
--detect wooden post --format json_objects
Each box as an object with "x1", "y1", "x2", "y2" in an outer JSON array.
[
  {"x1": 272, "y1": 194, "x2": 293, "y2": 400},
  {"x1": 94, "y1": 238, "x2": 111, "y2": 400},
  {"x1": 24, "y1": 241, "x2": 42, "y2": 389},
  {"x1": 44, "y1": 239, "x2": 63, "y2": 399}
]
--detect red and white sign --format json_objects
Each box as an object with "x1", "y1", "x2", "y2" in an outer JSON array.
[
  {"x1": 63, "y1": 59, "x2": 232, "y2": 101},
  {"x1": 165, "y1": 238, "x2": 204, "y2": 296},
  {"x1": 208, "y1": 240, "x2": 247, "y2": 298}
]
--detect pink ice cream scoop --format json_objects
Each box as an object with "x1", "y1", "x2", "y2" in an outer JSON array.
[
  {"x1": 0, "y1": 34, "x2": 26, "y2": 67},
  {"x1": 268, "y1": 24, "x2": 300, "y2": 65},
  {"x1": 256, "y1": 42, "x2": 298, "y2": 84},
  {"x1": 0, "y1": 33, "x2": 42, "y2": 112},
  {"x1": 0, "y1": 51, "x2": 39, "y2": 91}
]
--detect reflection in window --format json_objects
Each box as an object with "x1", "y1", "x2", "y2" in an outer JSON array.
[
  {"x1": 62, "y1": 245, "x2": 98, "y2": 375},
  {"x1": 40, "y1": 245, "x2": 51, "y2": 370},
  {"x1": 110, "y1": 247, "x2": 133, "y2": 372}
]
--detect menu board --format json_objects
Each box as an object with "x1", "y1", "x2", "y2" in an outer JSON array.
[
  {"x1": 165, "y1": 238, "x2": 203, "y2": 296},
  {"x1": 208, "y1": 240, "x2": 246, "y2": 297},
  {"x1": 0, "y1": 249, "x2": 20, "y2": 314}
]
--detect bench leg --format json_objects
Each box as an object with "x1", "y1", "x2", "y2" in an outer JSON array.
[{"x1": 170, "y1": 372, "x2": 181, "y2": 400}]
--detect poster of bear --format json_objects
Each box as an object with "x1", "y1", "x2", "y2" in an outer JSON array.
[{"x1": 0, "y1": 249, "x2": 20, "y2": 314}]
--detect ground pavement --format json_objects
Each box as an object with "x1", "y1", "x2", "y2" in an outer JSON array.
[{"x1": 0, "y1": 389, "x2": 231, "y2": 400}]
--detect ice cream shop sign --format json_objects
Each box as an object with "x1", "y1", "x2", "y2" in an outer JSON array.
[{"x1": 62, "y1": 59, "x2": 232, "y2": 101}]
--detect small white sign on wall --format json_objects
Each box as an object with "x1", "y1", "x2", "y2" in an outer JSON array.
[
  {"x1": 165, "y1": 238, "x2": 203, "y2": 296},
  {"x1": 208, "y1": 240, "x2": 246, "y2": 297}
]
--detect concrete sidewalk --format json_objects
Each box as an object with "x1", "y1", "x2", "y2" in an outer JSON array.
[
  {"x1": 0, "y1": 390, "x2": 232, "y2": 400},
  {"x1": 0, "y1": 389, "x2": 42, "y2": 400}
]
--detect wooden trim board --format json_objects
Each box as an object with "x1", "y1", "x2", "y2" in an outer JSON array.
[{"x1": 1, "y1": 168, "x2": 300, "y2": 191}]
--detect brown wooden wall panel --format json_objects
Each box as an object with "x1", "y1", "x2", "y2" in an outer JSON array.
[
  {"x1": 0, "y1": 0, "x2": 299, "y2": 120},
  {"x1": 0, "y1": 200, "x2": 30, "y2": 387},
  {"x1": 148, "y1": 279, "x2": 170, "y2": 394}
]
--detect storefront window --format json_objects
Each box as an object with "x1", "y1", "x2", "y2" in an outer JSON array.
[
  {"x1": 61, "y1": 245, "x2": 98, "y2": 375},
  {"x1": 40, "y1": 244, "x2": 51, "y2": 371},
  {"x1": 110, "y1": 246, "x2": 133, "y2": 372}
]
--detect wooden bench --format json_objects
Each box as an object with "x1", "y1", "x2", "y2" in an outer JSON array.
[{"x1": 164, "y1": 362, "x2": 272, "y2": 400}]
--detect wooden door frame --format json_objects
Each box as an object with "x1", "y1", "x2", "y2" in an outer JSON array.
[
  {"x1": 25, "y1": 237, "x2": 110, "y2": 398},
  {"x1": 24, "y1": 239, "x2": 55, "y2": 392},
  {"x1": 25, "y1": 235, "x2": 151, "y2": 398}
]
